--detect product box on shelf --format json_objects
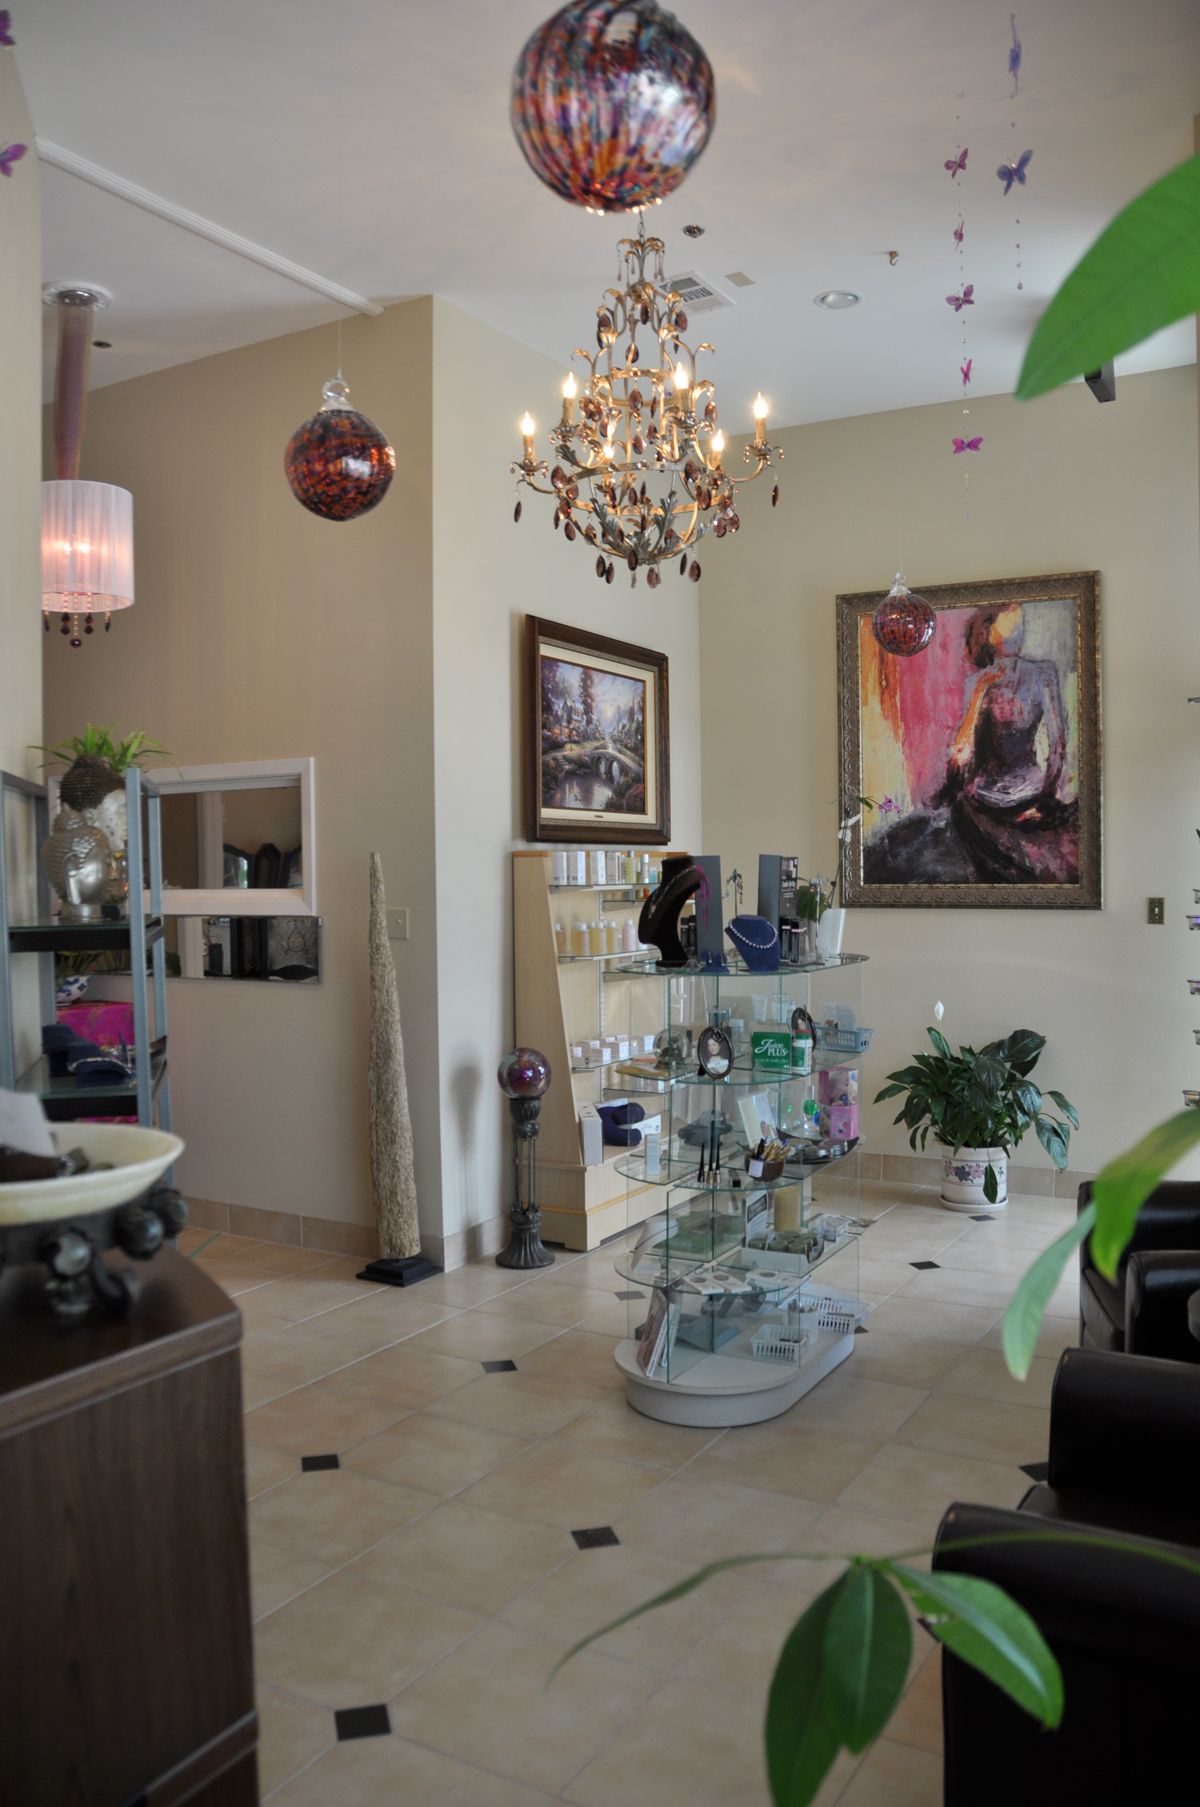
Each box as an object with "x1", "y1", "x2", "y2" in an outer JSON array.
[
  {"x1": 819, "y1": 1064, "x2": 859, "y2": 1139},
  {"x1": 751, "y1": 1030, "x2": 792, "y2": 1074},
  {"x1": 578, "y1": 1102, "x2": 603, "y2": 1166}
]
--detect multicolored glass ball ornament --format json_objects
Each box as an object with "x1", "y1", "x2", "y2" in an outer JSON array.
[
  {"x1": 497, "y1": 1047, "x2": 552, "y2": 1100},
  {"x1": 872, "y1": 573, "x2": 936, "y2": 657},
  {"x1": 284, "y1": 377, "x2": 396, "y2": 522},
  {"x1": 511, "y1": 0, "x2": 715, "y2": 213}
]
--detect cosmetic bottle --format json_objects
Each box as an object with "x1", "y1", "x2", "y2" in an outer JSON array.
[
  {"x1": 622, "y1": 917, "x2": 638, "y2": 953},
  {"x1": 554, "y1": 921, "x2": 566, "y2": 956},
  {"x1": 571, "y1": 921, "x2": 589, "y2": 957}
]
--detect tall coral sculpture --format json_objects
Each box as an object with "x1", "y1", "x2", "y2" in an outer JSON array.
[{"x1": 368, "y1": 853, "x2": 420, "y2": 1259}]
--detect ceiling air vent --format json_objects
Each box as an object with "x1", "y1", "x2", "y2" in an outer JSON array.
[{"x1": 664, "y1": 271, "x2": 735, "y2": 314}]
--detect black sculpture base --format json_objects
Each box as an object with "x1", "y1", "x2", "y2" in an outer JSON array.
[
  {"x1": 496, "y1": 1208, "x2": 555, "y2": 1270},
  {"x1": 357, "y1": 1254, "x2": 442, "y2": 1287}
]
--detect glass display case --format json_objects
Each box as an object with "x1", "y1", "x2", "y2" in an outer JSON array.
[{"x1": 603, "y1": 957, "x2": 870, "y2": 1424}]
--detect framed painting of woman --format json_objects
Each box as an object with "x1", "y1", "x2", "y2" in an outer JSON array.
[{"x1": 836, "y1": 572, "x2": 1101, "y2": 909}]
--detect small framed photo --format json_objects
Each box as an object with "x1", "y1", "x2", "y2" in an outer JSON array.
[{"x1": 696, "y1": 1024, "x2": 734, "y2": 1079}]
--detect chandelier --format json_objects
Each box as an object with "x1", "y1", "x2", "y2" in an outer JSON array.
[{"x1": 512, "y1": 221, "x2": 780, "y2": 587}]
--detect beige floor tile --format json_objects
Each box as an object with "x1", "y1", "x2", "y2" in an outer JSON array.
[
  {"x1": 256, "y1": 1308, "x2": 435, "y2": 1377},
  {"x1": 837, "y1": 1440, "x2": 1029, "y2": 1526},
  {"x1": 476, "y1": 1283, "x2": 619, "y2": 1327},
  {"x1": 426, "y1": 1371, "x2": 607, "y2": 1439},
  {"x1": 322, "y1": 1343, "x2": 482, "y2": 1410},
  {"x1": 387, "y1": 1620, "x2": 649, "y2": 1796},
  {"x1": 241, "y1": 1366, "x2": 307, "y2": 1412},
  {"x1": 405, "y1": 1312, "x2": 565, "y2": 1363},
  {"x1": 551, "y1": 1391, "x2": 723, "y2": 1470},
  {"x1": 255, "y1": 1683, "x2": 334, "y2": 1796},
  {"x1": 416, "y1": 1265, "x2": 535, "y2": 1308},
  {"x1": 887, "y1": 1647, "x2": 943, "y2": 1755},
  {"x1": 894, "y1": 1390, "x2": 1049, "y2": 1468},
  {"x1": 935, "y1": 1236, "x2": 1062, "y2": 1279},
  {"x1": 980, "y1": 1312, "x2": 1077, "y2": 1361},
  {"x1": 249, "y1": 1467, "x2": 437, "y2": 1567},
  {"x1": 834, "y1": 1734, "x2": 942, "y2": 1806},
  {"x1": 267, "y1": 1734, "x2": 552, "y2": 1807},
  {"x1": 674, "y1": 1577, "x2": 825, "y2": 1693},
  {"x1": 573, "y1": 1299, "x2": 642, "y2": 1337},
  {"x1": 562, "y1": 1675, "x2": 774, "y2": 1806},
  {"x1": 239, "y1": 1265, "x2": 386, "y2": 1322},
  {"x1": 342, "y1": 1413, "x2": 529, "y2": 1495},
  {"x1": 499, "y1": 1542, "x2": 747, "y2": 1668},
  {"x1": 763, "y1": 1504, "x2": 935, "y2": 1597},
  {"x1": 684, "y1": 1420, "x2": 879, "y2": 1503},
  {"x1": 614, "y1": 1472, "x2": 825, "y2": 1566},
  {"x1": 345, "y1": 1500, "x2": 576, "y2": 1616},
  {"x1": 513, "y1": 1327, "x2": 624, "y2": 1392},
  {"x1": 541, "y1": 1251, "x2": 630, "y2": 1290},
  {"x1": 848, "y1": 1330, "x2": 963, "y2": 1389},
  {"x1": 244, "y1": 1380, "x2": 412, "y2": 1456},
  {"x1": 245, "y1": 1441, "x2": 299, "y2": 1499},
  {"x1": 889, "y1": 1265, "x2": 1027, "y2": 1312},
  {"x1": 788, "y1": 1370, "x2": 928, "y2": 1439},
  {"x1": 254, "y1": 1567, "x2": 482, "y2": 1708},
  {"x1": 862, "y1": 1293, "x2": 1000, "y2": 1345},
  {"x1": 937, "y1": 1346, "x2": 1059, "y2": 1410},
  {"x1": 458, "y1": 1440, "x2": 665, "y2": 1529},
  {"x1": 249, "y1": 1537, "x2": 333, "y2": 1621}
]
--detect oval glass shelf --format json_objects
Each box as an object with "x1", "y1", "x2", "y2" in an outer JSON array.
[
  {"x1": 608, "y1": 1058, "x2": 819, "y2": 1092},
  {"x1": 615, "y1": 1140, "x2": 861, "y2": 1185},
  {"x1": 614, "y1": 1227, "x2": 861, "y2": 1295},
  {"x1": 603, "y1": 954, "x2": 869, "y2": 981}
]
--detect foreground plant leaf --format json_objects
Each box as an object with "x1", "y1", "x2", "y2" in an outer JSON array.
[
  {"x1": 886, "y1": 1564, "x2": 1062, "y2": 1729},
  {"x1": 1002, "y1": 1206, "x2": 1094, "y2": 1379},
  {"x1": 1016, "y1": 153, "x2": 1200, "y2": 400},
  {"x1": 1089, "y1": 1108, "x2": 1200, "y2": 1279},
  {"x1": 547, "y1": 1552, "x2": 782, "y2": 1678},
  {"x1": 821, "y1": 1565, "x2": 912, "y2": 1753},
  {"x1": 765, "y1": 1579, "x2": 844, "y2": 1806}
]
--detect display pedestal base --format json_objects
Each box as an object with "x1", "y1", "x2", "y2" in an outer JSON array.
[
  {"x1": 615, "y1": 1329, "x2": 855, "y2": 1428},
  {"x1": 496, "y1": 1209, "x2": 555, "y2": 1270},
  {"x1": 357, "y1": 1254, "x2": 441, "y2": 1287}
]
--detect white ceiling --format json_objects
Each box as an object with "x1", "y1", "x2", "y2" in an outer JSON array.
[{"x1": 17, "y1": 0, "x2": 1200, "y2": 427}]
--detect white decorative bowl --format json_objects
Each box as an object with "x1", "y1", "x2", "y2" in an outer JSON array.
[{"x1": 0, "y1": 1125, "x2": 184, "y2": 1226}]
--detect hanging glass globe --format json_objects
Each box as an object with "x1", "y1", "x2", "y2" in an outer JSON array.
[
  {"x1": 497, "y1": 1048, "x2": 552, "y2": 1099},
  {"x1": 872, "y1": 573, "x2": 936, "y2": 657},
  {"x1": 284, "y1": 377, "x2": 395, "y2": 521},
  {"x1": 511, "y1": 0, "x2": 715, "y2": 213}
]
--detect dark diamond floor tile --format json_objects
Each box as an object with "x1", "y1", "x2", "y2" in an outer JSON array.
[
  {"x1": 910, "y1": 1260, "x2": 940, "y2": 1271},
  {"x1": 615, "y1": 1290, "x2": 644, "y2": 1301},
  {"x1": 1020, "y1": 1461, "x2": 1050, "y2": 1482},
  {"x1": 335, "y1": 1704, "x2": 391, "y2": 1742},
  {"x1": 572, "y1": 1525, "x2": 620, "y2": 1551},
  {"x1": 971, "y1": 1213, "x2": 998, "y2": 1222},
  {"x1": 854, "y1": 1325, "x2": 869, "y2": 1335},
  {"x1": 481, "y1": 1359, "x2": 518, "y2": 1374},
  {"x1": 301, "y1": 1453, "x2": 340, "y2": 1472}
]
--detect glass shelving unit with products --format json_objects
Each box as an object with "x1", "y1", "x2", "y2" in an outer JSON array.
[{"x1": 605, "y1": 957, "x2": 870, "y2": 1425}]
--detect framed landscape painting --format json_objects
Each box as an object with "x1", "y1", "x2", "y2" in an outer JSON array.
[
  {"x1": 525, "y1": 617, "x2": 670, "y2": 845},
  {"x1": 836, "y1": 571, "x2": 1101, "y2": 909}
]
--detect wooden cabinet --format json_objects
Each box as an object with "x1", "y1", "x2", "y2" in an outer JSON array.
[{"x1": 0, "y1": 1248, "x2": 256, "y2": 1805}]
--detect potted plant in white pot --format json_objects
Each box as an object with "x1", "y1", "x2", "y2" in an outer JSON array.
[{"x1": 875, "y1": 1023, "x2": 1078, "y2": 1209}]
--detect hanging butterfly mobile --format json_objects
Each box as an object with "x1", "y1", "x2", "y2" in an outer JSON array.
[
  {"x1": 960, "y1": 358, "x2": 973, "y2": 387},
  {"x1": 997, "y1": 149, "x2": 1033, "y2": 196},
  {"x1": 952, "y1": 436, "x2": 983, "y2": 454},
  {"x1": 1008, "y1": 14, "x2": 1022, "y2": 97},
  {"x1": 945, "y1": 284, "x2": 974, "y2": 312},
  {"x1": 944, "y1": 147, "x2": 968, "y2": 179},
  {"x1": 0, "y1": 140, "x2": 26, "y2": 177},
  {"x1": 0, "y1": 9, "x2": 14, "y2": 45}
]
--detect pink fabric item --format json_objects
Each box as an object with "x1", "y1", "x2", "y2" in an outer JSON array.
[{"x1": 58, "y1": 1000, "x2": 138, "y2": 1122}]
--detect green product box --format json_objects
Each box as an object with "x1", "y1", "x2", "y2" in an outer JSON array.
[{"x1": 752, "y1": 1031, "x2": 792, "y2": 1074}]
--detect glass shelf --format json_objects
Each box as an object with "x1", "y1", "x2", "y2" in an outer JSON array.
[
  {"x1": 558, "y1": 949, "x2": 638, "y2": 963},
  {"x1": 604, "y1": 953, "x2": 869, "y2": 981},
  {"x1": 8, "y1": 916, "x2": 164, "y2": 954},
  {"x1": 15, "y1": 1047, "x2": 168, "y2": 1122},
  {"x1": 615, "y1": 1138, "x2": 861, "y2": 1186},
  {"x1": 549, "y1": 884, "x2": 648, "y2": 898},
  {"x1": 614, "y1": 1221, "x2": 862, "y2": 1294},
  {"x1": 610, "y1": 1057, "x2": 818, "y2": 1091}
]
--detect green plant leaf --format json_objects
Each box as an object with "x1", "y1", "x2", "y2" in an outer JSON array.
[
  {"x1": 927, "y1": 1027, "x2": 953, "y2": 1061},
  {"x1": 1017, "y1": 153, "x2": 1200, "y2": 400},
  {"x1": 1034, "y1": 1116, "x2": 1070, "y2": 1170},
  {"x1": 885, "y1": 1565, "x2": 1062, "y2": 1730},
  {"x1": 821, "y1": 1566, "x2": 912, "y2": 1753},
  {"x1": 765, "y1": 1579, "x2": 845, "y2": 1807},
  {"x1": 1090, "y1": 1107, "x2": 1200, "y2": 1279},
  {"x1": 1002, "y1": 1205, "x2": 1094, "y2": 1379},
  {"x1": 1045, "y1": 1090, "x2": 1080, "y2": 1131},
  {"x1": 874, "y1": 1083, "x2": 905, "y2": 1103},
  {"x1": 998, "y1": 1030, "x2": 1045, "y2": 1076}
]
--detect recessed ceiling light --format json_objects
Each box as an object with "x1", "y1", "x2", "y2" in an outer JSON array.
[{"x1": 813, "y1": 290, "x2": 861, "y2": 310}]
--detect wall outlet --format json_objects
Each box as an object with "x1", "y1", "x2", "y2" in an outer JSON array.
[
  {"x1": 386, "y1": 908, "x2": 410, "y2": 940},
  {"x1": 1147, "y1": 897, "x2": 1164, "y2": 925}
]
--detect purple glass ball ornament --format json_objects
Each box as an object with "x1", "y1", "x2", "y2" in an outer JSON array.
[
  {"x1": 497, "y1": 1047, "x2": 552, "y2": 1100},
  {"x1": 284, "y1": 376, "x2": 396, "y2": 522},
  {"x1": 872, "y1": 573, "x2": 936, "y2": 657},
  {"x1": 511, "y1": 0, "x2": 715, "y2": 213}
]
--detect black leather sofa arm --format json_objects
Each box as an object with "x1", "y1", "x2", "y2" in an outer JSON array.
[
  {"x1": 1078, "y1": 1178, "x2": 1200, "y2": 1272},
  {"x1": 1125, "y1": 1250, "x2": 1200, "y2": 1363},
  {"x1": 1045, "y1": 1348, "x2": 1200, "y2": 1497}
]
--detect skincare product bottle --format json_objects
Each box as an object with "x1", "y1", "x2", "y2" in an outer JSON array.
[
  {"x1": 554, "y1": 921, "x2": 566, "y2": 956},
  {"x1": 551, "y1": 851, "x2": 568, "y2": 886},
  {"x1": 587, "y1": 850, "x2": 605, "y2": 886},
  {"x1": 571, "y1": 921, "x2": 589, "y2": 957},
  {"x1": 622, "y1": 917, "x2": 638, "y2": 953},
  {"x1": 639, "y1": 852, "x2": 651, "y2": 886}
]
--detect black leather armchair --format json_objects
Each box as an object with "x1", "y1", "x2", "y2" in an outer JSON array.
[
  {"x1": 934, "y1": 1350, "x2": 1200, "y2": 1804},
  {"x1": 1078, "y1": 1177, "x2": 1200, "y2": 1360}
]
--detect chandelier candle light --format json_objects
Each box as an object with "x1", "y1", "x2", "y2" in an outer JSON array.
[{"x1": 512, "y1": 222, "x2": 780, "y2": 587}]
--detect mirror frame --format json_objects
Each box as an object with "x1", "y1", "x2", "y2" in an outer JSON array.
[{"x1": 144, "y1": 757, "x2": 317, "y2": 917}]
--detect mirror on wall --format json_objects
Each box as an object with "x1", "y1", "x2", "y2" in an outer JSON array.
[
  {"x1": 146, "y1": 758, "x2": 317, "y2": 917},
  {"x1": 167, "y1": 914, "x2": 321, "y2": 982}
]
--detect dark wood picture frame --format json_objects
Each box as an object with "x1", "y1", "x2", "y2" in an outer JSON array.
[
  {"x1": 836, "y1": 570, "x2": 1101, "y2": 910},
  {"x1": 525, "y1": 616, "x2": 670, "y2": 845}
]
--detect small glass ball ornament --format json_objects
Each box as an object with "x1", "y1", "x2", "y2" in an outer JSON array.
[
  {"x1": 872, "y1": 573, "x2": 936, "y2": 657},
  {"x1": 284, "y1": 376, "x2": 396, "y2": 521},
  {"x1": 511, "y1": 0, "x2": 715, "y2": 213},
  {"x1": 497, "y1": 1047, "x2": 552, "y2": 1099}
]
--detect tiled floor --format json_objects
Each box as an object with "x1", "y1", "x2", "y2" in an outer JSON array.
[{"x1": 183, "y1": 1183, "x2": 1080, "y2": 1805}]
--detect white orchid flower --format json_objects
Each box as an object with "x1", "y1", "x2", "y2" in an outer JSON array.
[{"x1": 934, "y1": 1000, "x2": 945, "y2": 1022}]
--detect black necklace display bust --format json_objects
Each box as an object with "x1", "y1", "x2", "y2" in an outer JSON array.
[{"x1": 637, "y1": 854, "x2": 704, "y2": 969}]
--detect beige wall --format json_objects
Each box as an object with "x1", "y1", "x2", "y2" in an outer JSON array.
[
  {"x1": 699, "y1": 367, "x2": 1200, "y2": 1179},
  {"x1": 43, "y1": 301, "x2": 443, "y2": 1241},
  {"x1": 430, "y1": 299, "x2": 702, "y2": 1257},
  {"x1": 0, "y1": 50, "x2": 42, "y2": 1070}
]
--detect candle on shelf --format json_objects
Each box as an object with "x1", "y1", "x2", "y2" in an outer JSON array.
[{"x1": 752, "y1": 392, "x2": 769, "y2": 445}]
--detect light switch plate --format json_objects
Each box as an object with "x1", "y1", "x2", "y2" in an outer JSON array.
[
  {"x1": 387, "y1": 908, "x2": 410, "y2": 940},
  {"x1": 1147, "y1": 897, "x2": 1164, "y2": 925}
]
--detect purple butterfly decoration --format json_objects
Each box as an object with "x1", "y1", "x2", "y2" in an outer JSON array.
[
  {"x1": 945, "y1": 284, "x2": 975, "y2": 312},
  {"x1": 997, "y1": 150, "x2": 1033, "y2": 196},
  {"x1": 1009, "y1": 15, "x2": 1022, "y2": 97},
  {"x1": 952, "y1": 436, "x2": 983, "y2": 454},
  {"x1": 0, "y1": 10, "x2": 14, "y2": 45},
  {"x1": 944, "y1": 147, "x2": 968, "y2": 179},
  {"x1": 953, "y1": 219, "x2": 964, "y2": 245},
  {"x1": 879, "y1": 795, "x2": 901, "y2": 815},
  {"x1": 0, "y1": 141, "x2": 26, "y2": 177},
  {"x1": 961, "y1": 358, "x2": 973, "y2": 386}
]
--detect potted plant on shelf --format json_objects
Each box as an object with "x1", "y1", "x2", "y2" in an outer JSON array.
[
  {"x1": 33, "y1": 725, "x2": 169, "y2": 909},
  {"x1": 874, "y1": 1023, "x2": 1078, "y2": 1208},
  {"x1": 798, "y1": 797, "x2": 876, "y2": 959}
]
